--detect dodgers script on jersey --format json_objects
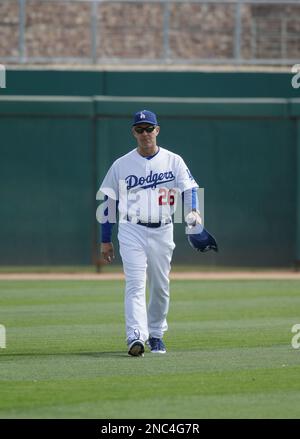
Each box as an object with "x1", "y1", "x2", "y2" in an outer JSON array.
[{"x1": 100, "y1": 147, "x2": 198, "y2": 223}]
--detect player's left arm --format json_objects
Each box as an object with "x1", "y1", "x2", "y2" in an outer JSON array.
[
  {"x1": 175, "y1": 156, "x2": 201, "y2": 224},
  {"x1": 183, "y1": 188, "x2": 202, "y2": 226}
]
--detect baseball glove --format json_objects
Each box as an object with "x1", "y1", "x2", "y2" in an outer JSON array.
[
  {"x1": 185, "y1": 212, "x2": 218, "y2": 253},
  {"x1": 187, "y1": 227, "x2": 218, "y2": 253}
]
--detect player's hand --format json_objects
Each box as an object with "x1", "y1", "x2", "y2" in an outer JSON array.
[
  {"x1": 185, "y1": 210, "x2": 202, "y2": 227},
  {"x1": 101, "y1": 242, "x2": 115, "y2": 264}
]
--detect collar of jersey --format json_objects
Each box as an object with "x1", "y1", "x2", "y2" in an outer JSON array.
[{"x1": 136, "y1": 147, "x2": 160, "y2": 160}]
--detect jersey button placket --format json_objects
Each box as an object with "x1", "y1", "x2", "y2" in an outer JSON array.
[{"x1": 145, "y1": 161, "x2": 151, "y2": 224}]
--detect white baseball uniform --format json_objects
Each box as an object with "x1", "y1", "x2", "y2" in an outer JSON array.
[{"x1": 99, "y1": 146, "x2": 198, "y2": 345}]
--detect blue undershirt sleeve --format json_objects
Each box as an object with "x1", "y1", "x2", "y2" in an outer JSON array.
[
  {"x1": 101, "y1": 222, "x2": 114, "y2": 243},
  {"x1": 100, "y1": 196, "x2": 118, "y2": 243},
  {"x1": 182, "y1": 187, "x2": 199, "y2": 213}
]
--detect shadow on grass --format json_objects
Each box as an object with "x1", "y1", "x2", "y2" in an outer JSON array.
[{"x1": 0, "y1": 351, "x2": 132, "y2": 359}]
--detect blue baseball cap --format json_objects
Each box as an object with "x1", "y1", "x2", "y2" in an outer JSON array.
[{"x1": 132, "y1": 110, "x2": 158, "y2": 126}]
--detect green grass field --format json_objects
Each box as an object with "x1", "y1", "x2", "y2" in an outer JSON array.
[{"x1": 0, "y1": 279, "x2": 300, "y2": 419}]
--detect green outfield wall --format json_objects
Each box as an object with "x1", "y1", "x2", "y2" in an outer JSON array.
[
  {"x1": 1, "y1": 69, "x2": 299, "y2": 98},
  {"x1": 0, "y1": 97, "x2": 96, "y2": 265},
  {"x1": 0, "y1": 95, "x2": 299, "y2": 267}
]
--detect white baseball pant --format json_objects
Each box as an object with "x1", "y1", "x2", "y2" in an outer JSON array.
[{"x1": 118, "y1": 221, "x2": 175, "y2": 343}]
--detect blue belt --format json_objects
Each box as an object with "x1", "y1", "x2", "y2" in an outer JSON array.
[{"x1": 127, "y1": 217, "x2": 171, "y2": 228}]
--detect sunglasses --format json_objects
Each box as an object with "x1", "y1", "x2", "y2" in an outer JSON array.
[{"x1": 134, "y1": 125, "x2": 156, "y2": 134}]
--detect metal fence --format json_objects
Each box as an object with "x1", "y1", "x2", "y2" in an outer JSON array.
[{"x1": 0, "y1": 0, "x2": 300, "y2": 65}]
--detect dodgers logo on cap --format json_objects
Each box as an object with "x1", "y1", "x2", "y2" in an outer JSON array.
[{"x1": 132, "y1": 110, "x2": 158, "y2": 126}]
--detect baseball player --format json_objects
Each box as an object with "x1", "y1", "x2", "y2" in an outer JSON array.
[{"x1": 98, "y1": 110, "x2": 204, "y2": 357}]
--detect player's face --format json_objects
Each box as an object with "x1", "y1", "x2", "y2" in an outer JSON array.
[{"x1": 132, "y1": 123, "x2": 160, "y2": 151}]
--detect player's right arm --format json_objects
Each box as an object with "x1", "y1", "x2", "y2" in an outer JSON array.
[
  {"x1": 98, "y1": 163, "x2": 120, "y2": 264},
  {"x1": 99, "y1": 196, "x2": 118, "y2": 264},
  {"x1": 101, "y1": 242, "x2": 115, "y2": 264}
]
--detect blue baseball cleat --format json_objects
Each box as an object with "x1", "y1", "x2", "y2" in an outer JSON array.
[{"x1": 146, "y1": 337, "x2": 167, "y2": 354}]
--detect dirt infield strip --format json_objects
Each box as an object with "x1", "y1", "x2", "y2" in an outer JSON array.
[{"x1": 1, "y1": 271, "x2": 300, "y2": 280}]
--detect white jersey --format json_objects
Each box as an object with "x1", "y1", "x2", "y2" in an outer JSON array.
[{"x1": 100, "y1": 147, "x2": 198, "y2": 223}]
